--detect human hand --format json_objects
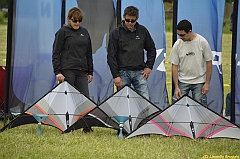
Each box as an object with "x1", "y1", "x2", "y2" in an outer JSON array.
[
  {"x1": 174, "y1": 87, "x2": 182, "y2": 99},
  {"x1": 142, "y1": 68, "x2": 152, "y2": 79},
  {"x1": 114, "y1": 77, "x2": 122, "y2": 87},
  {"x1": 202, "y1": 83, "x2": 210, "y2": 94},
  {"x1": 56, "y1": 73, "x2": 65, "y2": 82},
  {"x1": 88, "y1": 75, "x2": 93, "y2": 83}
]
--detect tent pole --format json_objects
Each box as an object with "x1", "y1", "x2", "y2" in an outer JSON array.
[
  {"x1": 4, "y1": 0, "x2": 14, "y2": 125},
  {"x1": 61, "y1": 0, "x2": 66, "y2": 26},
  {"x1": 171, "y1": 0, "x2": 178, "y2": 103},
  {"x1": 172, "y1": 0, "x2": 178, "y2": 44},
  {"x1": 231, "y1": 0, "x2": 238, "y2": 124},
  {"x1": 116, "y1": 0, "x2": 121, "y2": 27}
]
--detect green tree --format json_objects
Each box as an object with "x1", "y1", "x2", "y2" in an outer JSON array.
[
  {"x1": 0, "y1": 0, "x2": 8, "y2": 9},
  {"x1": 163, "y1": 0, "x2": 173, "y2": 2}
]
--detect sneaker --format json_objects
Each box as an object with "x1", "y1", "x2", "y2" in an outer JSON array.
[{"x1": 225, "y1": 116, "x2": 230, "y2": 120}]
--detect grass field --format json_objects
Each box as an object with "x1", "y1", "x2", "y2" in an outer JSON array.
[
  {"x1": 0, "y1": 123, "x2": 240, "y2": 159},
  {"x1": 0, "y1": 23, "x2": 238, "y2": 159},
  {"x1": 0, "y1": 24, "x2": 7, "y2": 66}
]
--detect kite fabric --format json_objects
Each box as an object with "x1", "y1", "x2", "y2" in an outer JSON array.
[
  {"x1": 64, "y1": 106, "x2": 119, "y2": 133},
  {"x1": 127, "y1": 95, "x2": 240, "y2": 140},
  {"x1": 98, "y1": 85, "x2": 161, "y2": 134},
  {"x1": 1, "y1": 81, "x2": 111, "y2": 133},
  {"x1": 177, "y1": 0, "x2": 225, "y2": 114}
]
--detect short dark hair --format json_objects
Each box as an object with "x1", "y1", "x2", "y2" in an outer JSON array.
[
  {"x1": 123, "y1": 6, "x2": 139, "y2": 19},
  {"x1": 177, "y1": 19, "x2": 192, "y2": 33}
]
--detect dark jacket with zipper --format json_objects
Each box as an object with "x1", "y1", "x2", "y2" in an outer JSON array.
[
  {"x1": 52, "y1": 25, "x2": 93, "y2": 76},
  {"x1": 107, "y1": 21, "x2": 156, "y2": 78}
]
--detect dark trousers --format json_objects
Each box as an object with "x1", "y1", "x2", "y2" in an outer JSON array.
[
  {"x1": 226, "y1": 92, "x2": 231, "y2": 116},
  {"x1": 62, "y1": 69, "x2": 89, "y2": 97}
]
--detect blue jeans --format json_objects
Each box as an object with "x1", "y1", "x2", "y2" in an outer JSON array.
[
  {"x1": 174, "y1": 81, "x2": 207, "y2": 106},
  {"x1": 119, "y1": 70, "x2": 149, "y2": 99}
]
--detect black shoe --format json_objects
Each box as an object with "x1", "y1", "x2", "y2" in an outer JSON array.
[{"x1": 82, "y1": 127, "x2": 93, "y2": 133}]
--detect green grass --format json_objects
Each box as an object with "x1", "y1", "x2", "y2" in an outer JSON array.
[
  {"x1": 0, "y1": 21, "x2": 237, "y2": 158},
  {"x1": 0, "y1": 123, "x2": 240, "y2": 159},
  {"x1": 0, "y1": 24, "x2": 7, "y2": 66},
  {"x1": 0, "y1": 12, "x2": 8, "y2": 25}
]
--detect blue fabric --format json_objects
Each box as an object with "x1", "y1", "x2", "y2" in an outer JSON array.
[
  {"x1": 121, "y1": 0, "x2": 169, "y2": 109},
  {"x1": 11, "y1": 0, "x2": 61, "y2": 111},
  {"x1": 235, "y1": 1, "x2": 240, "y2": 124},
  {"x1": 178, "y1": 0, "x2": 225, "y2": 114}
]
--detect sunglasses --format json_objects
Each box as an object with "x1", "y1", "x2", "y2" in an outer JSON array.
[
  {"x1": 178, "y1": 33, "x2": 186, "y2": 37},
  {"x1": 125, "y1": 19, "x2": 137, "y2": 23},
  {"x1": 71, "y1": 19, "x2": 82, "y2": 23}
]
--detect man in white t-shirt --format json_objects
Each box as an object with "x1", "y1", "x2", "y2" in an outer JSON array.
[{"x1": 168, "y1": 19, "x2": 213, "y2": 105}]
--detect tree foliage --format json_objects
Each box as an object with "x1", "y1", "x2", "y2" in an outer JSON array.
[
  {"x1": 226, "y1": 0, "x2": 234, "y2": 3},
  {"x1": 0, "y1": 0, "x2": 8, "y2": 9},
  {"x1": 163, "y1": 0, "x2": 173, "y2": 2}
]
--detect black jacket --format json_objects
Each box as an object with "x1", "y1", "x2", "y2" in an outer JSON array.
[
  {"x1": 52, "y1": 25, "x2": 93, "y2": 75},
  {"x1": 107, "y1": 22, "x2": 156, "y2": 78}
]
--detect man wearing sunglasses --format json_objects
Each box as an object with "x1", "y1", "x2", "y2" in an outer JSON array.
[
  {"x1": 107, "y1": 6, "x2": 156, "y2": 99},
  {"x1": 168, "y1": 19, "x2": 213, "y2": 106}
]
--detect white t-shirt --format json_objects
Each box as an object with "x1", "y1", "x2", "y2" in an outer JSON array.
[{"x1": 168, "y1": 34, "x2": 213, "y2": 84}]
